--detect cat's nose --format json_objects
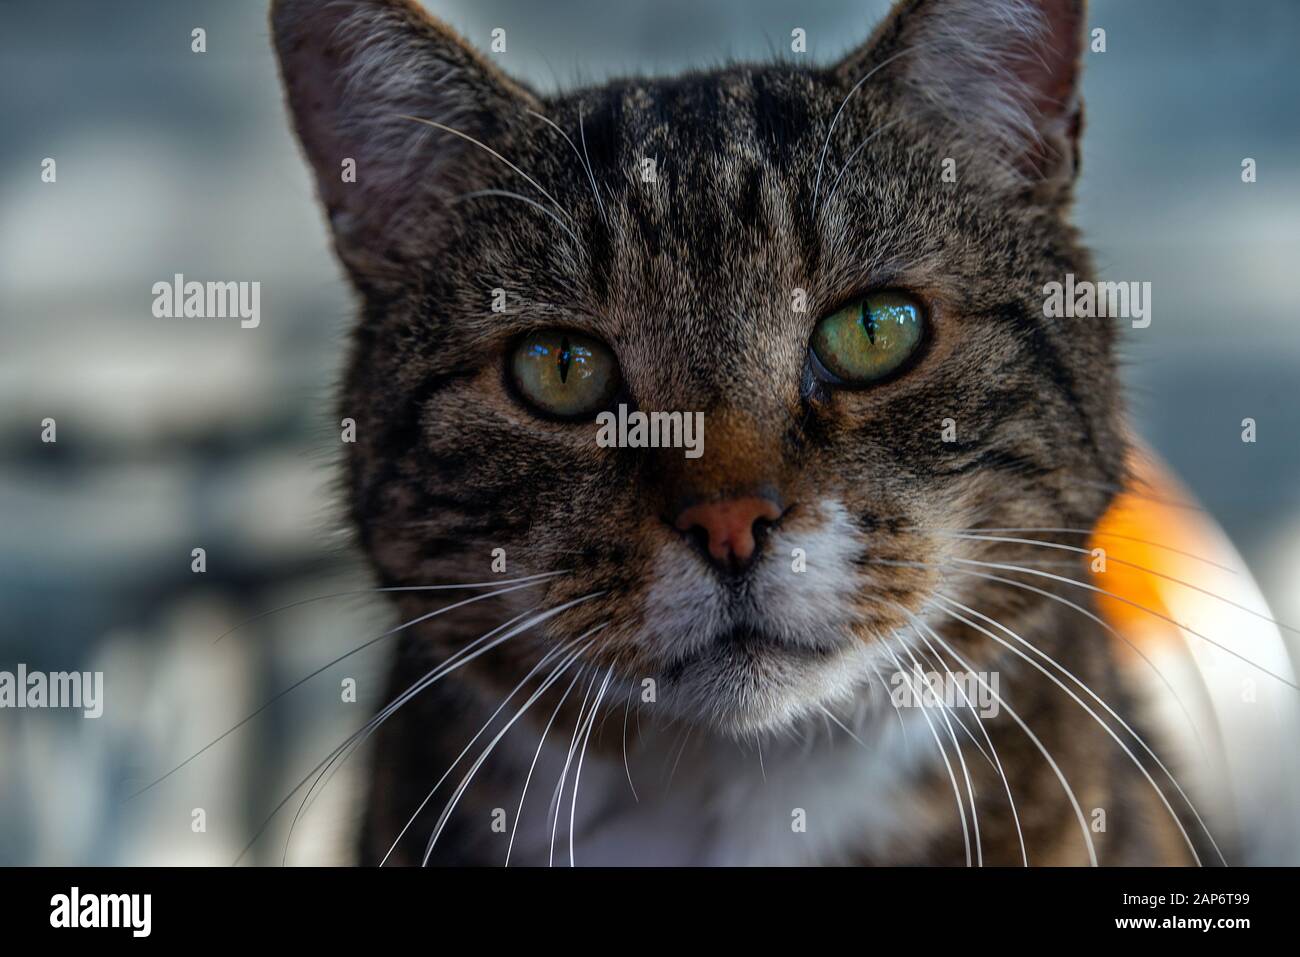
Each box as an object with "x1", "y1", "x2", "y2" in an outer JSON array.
[{"x1": 673, "y1": 494, "x2": 783, "y2": 573}]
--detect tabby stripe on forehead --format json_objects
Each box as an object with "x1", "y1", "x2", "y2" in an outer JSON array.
[{"x1": 750, "y1": 71, "x2": 811, "y2": 168}]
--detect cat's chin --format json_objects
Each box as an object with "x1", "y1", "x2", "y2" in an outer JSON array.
[{"x1": 656, "y1": 626, "x2": 881, "y2": 738}]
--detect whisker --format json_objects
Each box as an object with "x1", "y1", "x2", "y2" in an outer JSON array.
[
  {"x1": 919, "y1": 563, "x2": 1212, "y2": 760},
  {"x1": 240, "y1": 591, "x2": 602, "y2": 865},
  {"x1": 906, "y1": 526, "x2": 1236, "y2": 573},
  {"x1": 911, "y1": 646, "x2": 997, "y2": 769},
  {"x1": 527, "y1": 106, "x2": 608, "y2": 227},
  {"x1": 665, "y1": 725, "x2": 696, "y2": 792},
  {"x1": 940, "y1": 532, "x2": 1296, "y2": 634},
  {"x1": 869, "y1": 661, "x2": 910, "y2": 746},
  {"x1": 505, "y1": 662, "x2": 586, "y2": 867},
  {"x1": 210, "y1": 570, "x2": 570, "y2": 645},
  {"x1": 869, "y1": 557, "x2": 1300, "y2": 690},
  {"x1": 285, "y1": 605, "x2": 543, "y2": 860},
  {"x1": 129, "y1": 576, "x2": 563, "y2": 800},
  {"x1": 822, "y1": 115, "x2": 908, "y2": 210},
  {"x1": 817, "y1": 704, "x2": 868, "y2": 750},
  {"x1": 896, "y1": 639, "x2": 982, "y2": 866},
  {"x1": 812, "y1": 42, "x2": 933, "y2": 219},
  {"x1": 903, "y1": 614, "x2": 1027, "y2": 866},
  {"x1": 878, "y1": 638, "x2": 973, "y2": 867},
  {"x1": 577, "y1": 106, "x2": 608, "y2": 223},
  {"x1": 402, "y1": 635, "x2": 573, "y2": 865},
  {"x1": 929, "y1": 592, "x2": 1219, "y2": 866},
  {"x1": 570, "y1": 665, "x2": 614, "y2": 866},
  {"x1": 621, "y1": 688, "x2": 639, "y2": 803},
  {"x1": 452, "y1": 189, "x2": 581, "y2": 247},
  {"x1": 400, "y1": 114, "x2": 575, "y2": 226},
  {"x1": 421, "y1": 634, "x2": 603, "y2": 866},
  {"x1": 374, "y1": 592, "x2": 607, "y2": 865},
  {"x1": 897, "y1": 615, "x2": 1099, "y2": 866},
  {"x1": 548, "y1": 668, "x2": 600, "y2": 867}
]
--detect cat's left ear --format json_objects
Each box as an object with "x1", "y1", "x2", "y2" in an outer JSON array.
[
  {"x1": 271, "y1": 0, "x2": 539, "y2": 293},
  {"x1": 838, "y1": 0, "x2": 1086, "y2": 200}
]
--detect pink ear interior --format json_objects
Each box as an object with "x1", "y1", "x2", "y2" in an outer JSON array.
[{"x1": 1014, "y1": 0, "x2": 1085, "y2": 138}]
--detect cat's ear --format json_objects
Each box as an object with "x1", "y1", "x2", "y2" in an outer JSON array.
[
  {"x1": 838, "y1": 0, "x2": 1086, "y2": 199},
  {"x1": 271, "y1": 0, "x2": 538, "y2": 290}
]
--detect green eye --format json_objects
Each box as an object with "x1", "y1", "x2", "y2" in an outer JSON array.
[
  {"x1": 810, "y1": 291, "x2": 926, "y2": 385},
  {"x1": 510, "y1": 329, "x2": 621, "y2": 418}
]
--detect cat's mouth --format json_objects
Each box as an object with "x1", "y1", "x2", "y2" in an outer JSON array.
[
  {"x1": 653, "y1": 623, "x2": 874, "y2": 735},
  {"x1": 663, "y1": 625, "x2": 836, "y2": 672}
]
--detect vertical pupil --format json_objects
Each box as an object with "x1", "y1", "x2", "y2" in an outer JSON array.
[
  {"x1": 558, "y1": 335, "x2": 572, "y2": 384},
  {"x1": 859, "y1": 302, "x2": 876, "y2": 345}
]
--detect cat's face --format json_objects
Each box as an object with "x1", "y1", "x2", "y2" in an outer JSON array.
[{"x1": 275, "y1": 0, "x2": 1122, "y2": 735}]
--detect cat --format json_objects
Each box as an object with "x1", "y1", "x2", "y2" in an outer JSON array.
[{"x1": 272, "y1": 0, "x2": 1214, "y2": 865}]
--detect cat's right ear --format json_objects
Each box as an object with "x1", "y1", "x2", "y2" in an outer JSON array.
[
  {"x1": 271, "y1": 0, "x2": 538, "y2": 292},
  {"x1": 837, "y1": 0, "x2": 1087, "y2": 201}
]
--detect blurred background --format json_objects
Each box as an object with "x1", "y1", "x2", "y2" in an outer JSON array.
[{"x1": 1, "y1": 0, "x2": 1297, "y2": 865}]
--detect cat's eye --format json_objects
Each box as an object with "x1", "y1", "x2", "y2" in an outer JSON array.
[
  {"x1": 809, "y1": 291, "x2": 926, "y2": 386},
  {"x1": 509, "y1": 329, "x2": 621, "y2": 419}
]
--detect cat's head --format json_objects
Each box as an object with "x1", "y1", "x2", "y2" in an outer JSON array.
[{"x1": 273, "y1": 0, "x2": 1123, "y2": 736}]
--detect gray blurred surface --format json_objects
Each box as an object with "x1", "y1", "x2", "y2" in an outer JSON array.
[{"x1": 0, "y1": 0, "x2": 1297, "y2": 864}]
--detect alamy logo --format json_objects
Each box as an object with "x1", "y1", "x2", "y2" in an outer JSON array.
[
  {"x1": 1042, "y1": 273, "x2": 1151, "y2": 328},
  {"x1": 151, "y1": 272, "x2": 261, "y2": 328},
  {"x1": 50, "y1": 887, "x2": 151, "y2": 937},
  {"x1": 596, "y1": 403, "x2": 704, "y2": 459},
  {"x1": 0, "y1": 664, "x2": 103, "y2": 718},
  {"x1": 890, "y1": 666, "x2": 1000, "y2": 718}
]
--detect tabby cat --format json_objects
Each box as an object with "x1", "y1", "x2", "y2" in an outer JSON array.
[{"x1": 272, "y1": 0, "x2": 1211, "y2": 865}]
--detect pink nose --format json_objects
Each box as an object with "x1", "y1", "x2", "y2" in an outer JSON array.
[{"x1": 674, "y1": 496, "x2": 783, "y2": 570}]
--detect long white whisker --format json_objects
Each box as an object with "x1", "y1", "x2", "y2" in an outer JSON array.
[
  {"x1": 909, "y1": 526, "x2": 1236, "y2": 573},
  {"x1": 896, "y1": 639, "x2": 982, "y2": 867},
  {"x1": 376, "y1": 592, "x2": 606, "y2": 865},
  {"x1": 869, "y1": 660, "x2": 910, "y2": 746},
  {"x1": 900, "y1": 609, "x2": 1027, "y2": 866},
  {"x1": 818, "y1": 704, "x2": 868, "y2": 750},
  {"x1": 943, "y1": 532, "x2": 1294, "y2": 633},
  {"x1": 400, "y1": 114, "x2": 575, "y2": 225},
  {"x1": 570, "y1": 665, "x2": 614, "y2": 866},
  {"x1": 415, "y1": 638, "x2": 582, "y2": 862},
  {"x1": 822, "y1": 116, "x2": 908, "y2": 210},
  {"x1": 549, "y1": 669, "x2": 599, "y2": 867},
  {"x1": 423, "y1": 632, "x2": 604, "y2": 865},
  {"x1": 812, "y1": 43, "x2": 932, "y2": 218},
  {"x1": 621, "y1": 688, "x2": 639, "y2": 803},
  {"x1": 932, "y1": 592, "x2": 1219, "y2": 866},
  {"x1": 210, "y1": 569, "x2": 571, "y2": 645},
  {"x1": 945, "y1": 555, "x2": 1300, "y2": 688},
  {"x1": 506, "y1": 662, "x2": 586, "y2": 867},
  {"x1": 452, "y1": 189, "x2": 581, "y2": 247},
  {"x1": 911, "y1": 646, "x2": 997, "y2": 769},
  {"x1": 879, "y1": 638, "x2": 972, "y2": 867},
  {"x1": 527, "y1": 106, "x2": 608, "y2": 227},
  {"x1": 142, "y1": 575, "x2": 564, "y2": 804},
  {"x1": 665, "y1": 725, "x2": 696, "y2": 791},
  {"x1": 889, "y1": 605, "x2": 1098, "y2": 866},
  {"x1": 285, "y1": 605, "x2": 543, "y2": 861},
  {"x1": 870, "y1": 557, "x2": 1300, "y2": 689},
  {"x1": 920, "y1": 563, "x2": 1211, "y2": 762}
]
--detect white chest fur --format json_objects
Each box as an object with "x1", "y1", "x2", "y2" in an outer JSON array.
[{"x1": 497, "y1": 703, "x2": 939, "y2": 867}]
